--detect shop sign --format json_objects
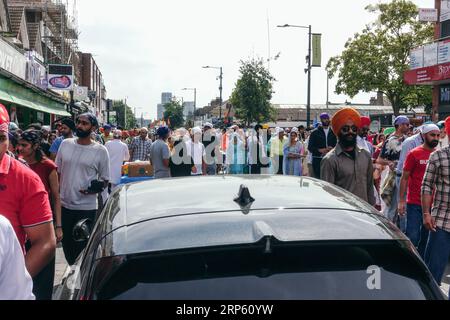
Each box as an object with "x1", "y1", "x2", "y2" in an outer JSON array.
[
  {"x1": 419, "y1": 8, "x2": 438, "y2": 22},
  {"x1": 47, "y1": 64, "x2": 73, "y2": 91},
  {"x1": 0, "y1": 37, "x2": 26, "y2": 79},
  {"x1": 410, "y1": 46, "x2": 424, "y2": 69},
  {"x1": 424, "y1": 43, "x2": 438, "y2": 67},
  {"x1": 25, "y1": 51, "x2": 47, "y2": 90}
]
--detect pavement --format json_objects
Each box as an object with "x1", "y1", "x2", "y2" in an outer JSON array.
[{"x1": 52, "y1": 245, "x2": 450, "y2": 299}]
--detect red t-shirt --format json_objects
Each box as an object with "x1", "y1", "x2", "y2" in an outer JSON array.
[
  {"x1": 29, "y1": 159, "x2": 57, "y2": 196},
  {"x1": 403, "y1": 146, "x2": 434, "y2": 205},
  {"x1": 0, "y1": 154, "x2": 53, "y2": 250}
]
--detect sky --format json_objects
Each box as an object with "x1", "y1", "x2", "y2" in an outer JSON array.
[{"x1": 76, "y1": 0, "x2": 433, "y2": 120}]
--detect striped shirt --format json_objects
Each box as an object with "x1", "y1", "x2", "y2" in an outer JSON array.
[{"x1": 422, "y1": 146, "x2": 450, "y2": 232}]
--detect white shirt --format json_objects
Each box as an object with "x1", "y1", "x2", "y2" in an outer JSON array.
[
  {"x1": 323, "y1": 128, "x2": 330, "y2": 147},
  {"x1": 357, "y1": 136, "x2": 372, "y2": 153},
  {"x1": 105, "y1": 139, "x2": 130, "y2": 185},
  {"x1": 56, "y1": 138, "x2": 111, "y2": 210},
  {"x1": 0, "y1": 215, "x2": 35, "y2": 300},
  {"x1": 186, "y1": 140, "x2": 206, "y2": 175}
]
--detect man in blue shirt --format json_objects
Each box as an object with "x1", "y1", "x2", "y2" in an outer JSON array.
[{"x1": 49, "y1": 118, "x2": 75, "y2": 160}]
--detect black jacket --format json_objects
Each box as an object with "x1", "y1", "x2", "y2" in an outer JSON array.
[{"x1": 308, "y1": 127, "x2": 337, "y2": 158}]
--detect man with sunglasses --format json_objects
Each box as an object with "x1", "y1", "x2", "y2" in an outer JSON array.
[{"x1": 321, "y1": 108, "x2": 376, "y2": 206}]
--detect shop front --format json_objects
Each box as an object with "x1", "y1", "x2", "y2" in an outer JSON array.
[{"x1": 0, "y1": 71, "x2": 70, "y2": 128}]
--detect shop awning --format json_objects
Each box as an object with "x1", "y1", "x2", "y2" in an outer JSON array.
[{"x1": 0, "y1": 74, "x2": 71, "y2": 117}]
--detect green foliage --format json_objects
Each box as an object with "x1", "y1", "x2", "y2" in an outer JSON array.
[
  {"x1": 112, "y1": 100, "x2": 136, "y2": 129},
  {"x1": 163, "y1": 99, "x2": 185, "y2": 129},
  {"x1": 230, "y1": 58, "x2": 276, "y2": 126},
  {"x1": 327, "y1": 0, "x2": 434, "y2": 115}
]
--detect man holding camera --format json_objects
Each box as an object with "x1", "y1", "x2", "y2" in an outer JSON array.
[{"x1": 56, "y1": 113, "x2": 110, "y2": 265}]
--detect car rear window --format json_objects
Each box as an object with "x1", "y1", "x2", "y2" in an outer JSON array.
[{"x1": 96, "y1": 242, "x2": 436, "y2": 300}]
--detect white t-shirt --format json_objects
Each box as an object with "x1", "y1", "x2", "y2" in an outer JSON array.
[
  {"x1": 56, "y1": 138, "x2": 111, "y2": 211},
  {"x1": 323, "y1": 128, "x2": 330, "y2": 147},
  {"x1": 105, "y1": 139, "x2": 130, "y2": 185},
  {"x1": 0, "y1": 215, "x2": 35, "y2": 300},
  {"x1": 186, "y1": 140, "x2": 206, "y2": 175}
]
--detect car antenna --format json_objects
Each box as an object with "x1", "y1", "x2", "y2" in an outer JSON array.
[{"x1": 234, "y1": 185, "x2": 255, "y2": 215}]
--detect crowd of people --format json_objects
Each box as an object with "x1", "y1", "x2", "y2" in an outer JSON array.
[{"x1": 1, "y1": 100, "x2": 450, "y2": 299}]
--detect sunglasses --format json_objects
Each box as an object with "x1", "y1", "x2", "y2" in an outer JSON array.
[{"x1": 341, "y1": 125, "x2": 358, "y2": 134}]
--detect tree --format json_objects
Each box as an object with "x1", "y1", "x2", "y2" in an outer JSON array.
[
  {"x1": 112, "y1": 100, "x2": 137, "y2": 129},
  {"x1": 230, "y1": 58, "x2": 276, "y2": 126},
  {"x1": 163, "y1": 99, "x2": 184, "y2": 129},
  {"x1": 326, "y1": 0, "x2": 433, "y2": 116}
]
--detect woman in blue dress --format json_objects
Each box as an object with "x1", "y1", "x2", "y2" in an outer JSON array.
[
  {"x1": 226, "y1": 133, "x2": 245, "y2": 174},
  {"x1": 283, "y1": 128, "x2": 304, "y2": 176}
]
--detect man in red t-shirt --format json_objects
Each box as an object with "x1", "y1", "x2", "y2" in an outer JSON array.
[
  {"x1": 0, "y1": 104, "x2": 55, "y2": 279},
  {"x1": 398, "y1": 124, "x2": 441, "y2": 258}
]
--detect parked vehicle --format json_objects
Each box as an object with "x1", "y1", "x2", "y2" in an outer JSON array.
[{"x1": 54, "y1": 175, "x2": 446, "y2": 300}]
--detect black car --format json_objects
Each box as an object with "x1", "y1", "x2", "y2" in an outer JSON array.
[{"x1": 54, "y1": 175, "x2": 446, "y2": 300}]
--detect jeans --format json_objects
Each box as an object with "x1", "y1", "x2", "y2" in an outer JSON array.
[
  {"x1": 406, "y1": 204, "x2": 429, "y2": 258},
  {"x1": 385, "y1": 176, "x2": 406, "y2": 233},
  {"x1": 61, "y1": 207, "x2": 97, "y2": 265},
  {"x1": 206, "y1": 164, "x2": 216, "y2": 175},
  {"x1": 424, "y1": 228, "x2": 450, "y2": 291}
]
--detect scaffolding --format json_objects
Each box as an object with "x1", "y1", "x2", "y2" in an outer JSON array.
[{"x1": 8, "y1": 0, "x2": 79, "y2": 66}]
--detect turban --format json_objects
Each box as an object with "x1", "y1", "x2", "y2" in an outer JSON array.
[
  {"x1": 157, "y1": 126, "x2": 169, "y2": 137},
  {"x1": 192, "y1": 127, "x2": 202, "y2": 135},
  {"x1": 394, "y1": 116, "x2": 409, "y2": 126},
  {"x1": 360, "y1": 116, "x2": 371, "y2": 128},
  {"x1": 320, "y1": 113, "x2": 330, "y2": 119},
  {"x1": 0, "y1": 103, "x2": 10, "y2": 133},
  {"x1": 446, "y1": 116, "x2": 450, "y2": 136},
  {"x1": 61, "y1": 118, "x2": 76, "y2": 131},
  {"x1": 331, "y1": 108, "x2": 361, "y2": 135},
  {"x1": 421, "y1": 124, "x2": 440, "y2": 135}
]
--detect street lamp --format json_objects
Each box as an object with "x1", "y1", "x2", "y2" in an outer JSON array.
[
  {"x1": 202, "y1": 66, "x2": 223, "y2": 120},
  {"x1": 182, "y1": 87, "x2": 197, "y2": 125},
  {"x1": 277, "y1": 23, "x2": 312, "y2": 127}
]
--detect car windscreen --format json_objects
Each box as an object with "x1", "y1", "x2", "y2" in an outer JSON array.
[{"x1": 96, "y1": 241, "x2": 436, "y2": 300}]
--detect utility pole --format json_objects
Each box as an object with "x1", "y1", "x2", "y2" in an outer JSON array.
[
  {"x1": 307, "y1": 25, "x2": 312, "y2": 127},
  {"x1": 219, "y1": 67, "x2": 223, "y2": 121},
  {"x1": 124, "y1": 98, "x2": 127, "y2": 129}
]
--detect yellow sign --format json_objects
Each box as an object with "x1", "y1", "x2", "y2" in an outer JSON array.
[{"x1": 312, "y1": 34, "x2": 322, "y2": 67}]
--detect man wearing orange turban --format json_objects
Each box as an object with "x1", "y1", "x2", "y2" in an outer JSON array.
[{"x1": 321, "y1": 108, "x2": 376, "y2": 205}]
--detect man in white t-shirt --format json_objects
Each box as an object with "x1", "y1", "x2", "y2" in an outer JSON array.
[
  {"x1": 0, "y1": 215, "x2": 35, "y2": 300},
  {"x1": 56, "y1": 113, "x2": 110, "y2": 265},
  {"x1": 187, "y1": 127, "x2": 206, "y2": 176},
  {"x1": 105, "y1": 130, "x2": 130, "y2": 190}
]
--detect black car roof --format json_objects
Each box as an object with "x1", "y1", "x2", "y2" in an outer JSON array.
[{"x1": 96, "y1": 176, "x2": 407, "y2": 256}]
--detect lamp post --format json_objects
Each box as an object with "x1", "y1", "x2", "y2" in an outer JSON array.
[
  {"x1": 277, "y1": 24, "x2": 312, "y2": 127},
  {"x1": 182, "y1": 87, "x2": 197, "y2": 125},
  {"x1": 202, "y1": 66, "x2": 223, "y2": 121}
]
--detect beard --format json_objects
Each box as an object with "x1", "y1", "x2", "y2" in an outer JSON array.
[
  {"x1": 426, "y1": 140, "x2": 439, "y2": 149},
  {"x1": 76, "y1": 128, "x2": 91, "y2": 138},
  {"x1": 339, "y1": 133, "x2": 357, "y2": 148},
  {"x1": 322, "y1": 121, "x2": 330, "y2": 127}
]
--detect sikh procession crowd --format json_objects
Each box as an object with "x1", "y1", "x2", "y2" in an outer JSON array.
[{"x1": 1, "y1": 101, "x2": 450, "y2": 300}]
